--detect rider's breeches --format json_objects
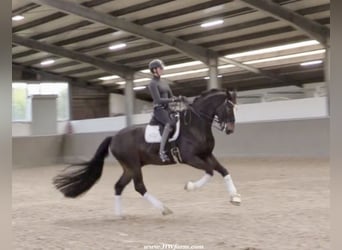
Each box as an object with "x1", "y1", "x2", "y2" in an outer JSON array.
[{"x1": 153, "y1": 107, "x2": 176, "y2": 129}]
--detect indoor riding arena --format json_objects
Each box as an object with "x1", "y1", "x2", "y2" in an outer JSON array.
[{"x1": 12, "y1": 1, "x2": 330, "y2": 250}]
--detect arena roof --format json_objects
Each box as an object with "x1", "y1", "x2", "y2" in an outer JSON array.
[{"x1": 12, "y1": 0, "x2": 330, "y2": 100}]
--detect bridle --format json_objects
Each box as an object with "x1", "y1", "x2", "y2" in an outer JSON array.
[
  {"x1": 183, "y1": 98, "x2": 236, "y2": 131},
  {"x1": 213, "y1": 99, "x2": 236, "y2": 131}
]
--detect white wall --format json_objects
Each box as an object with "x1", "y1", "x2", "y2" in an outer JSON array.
[
  {"x1": 236, "y1": 97, "x2": 328, "y2": 123},
  {"x1": 61, "y1": 117, "x2": 329, "y2": 164},
  {"x1": 212, "y1": 118, "x2": 329, "y2": 158},
  {"x1": 13, "y1": 135, "x2": 64, "y2": 167},
  {"x1": 109, "y1": 93, "x2": 153, "y2": 116},
  {"x1": 12, "y1": 122, "x2": 31, "y2": 137},
  {"x1": 67, "y1": 96, "x2": 328, "y2": 134},
  {"x1": 29, "y1": 95, "x2": 58, "y2": 136},
  {"x1": 12, "y1": 96, "x2": 330, "y2": 167},
  {"x1": 13, "y1": 95, "x2": 328, "y2": 136},
  {"x1": 61, "y1": 96, "x2": 329, "y2": 163},
  {"x1": 12, "y1": 121, "x2": 68, "y2": 136}
]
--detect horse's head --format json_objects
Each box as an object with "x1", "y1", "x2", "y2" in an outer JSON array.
[
  {"x1": 191, "y1": 88, "x2": 237, "y2": 134},
  {"x1": 214, "y1": 90, "x2": 237, "y2": 134}
]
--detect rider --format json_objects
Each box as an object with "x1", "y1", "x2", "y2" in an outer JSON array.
[{"x1": 147, "y1": 59, "x2": 183, "y2": 162}]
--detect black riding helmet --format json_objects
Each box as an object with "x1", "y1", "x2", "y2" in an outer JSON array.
[{"x1": 149, "y1": 59, "x2": 165, "y2": 73}]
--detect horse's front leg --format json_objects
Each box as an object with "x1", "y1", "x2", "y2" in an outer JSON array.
[
  {"x1": 182, "y1": 155, "x2": 214, "y2": 191},
  {"x1": 207, "y1": 154, "x2": 241, "y2": 206}
]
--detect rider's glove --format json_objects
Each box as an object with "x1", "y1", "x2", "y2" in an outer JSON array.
[{"x1": 171, "y1": 96, "x2": 181, "y2": 102}]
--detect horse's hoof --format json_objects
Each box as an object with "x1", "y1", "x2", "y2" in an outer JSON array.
[
  {"x1": 162, "y1": 207, "x2": 173, "y2": 216},
  {"x1": 230, "y1": 194, "x2": 241, "y2": 206},
  {"x1": 184, "y1": 181, "x2": 195, "y2": 191}
]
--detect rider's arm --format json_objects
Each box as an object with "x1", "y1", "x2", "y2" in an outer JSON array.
[{"x1": 167, "y1": 85, "x2": 175, "y2": 98}]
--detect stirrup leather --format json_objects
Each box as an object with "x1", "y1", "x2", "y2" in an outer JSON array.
[{"x1": 159, "y1": 151, "x2": 170, "y2": 162}]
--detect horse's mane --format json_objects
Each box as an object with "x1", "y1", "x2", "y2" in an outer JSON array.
[{"x1": 193, "y1": 88, "x2": 227, "y2": 104}]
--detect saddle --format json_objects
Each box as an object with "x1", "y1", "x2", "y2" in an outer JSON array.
[{"x1": 144, "y1": 112, "x2": 180, "y2": 143}]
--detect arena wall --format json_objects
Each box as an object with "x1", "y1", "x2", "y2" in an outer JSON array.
[
  {"x1": 12, "y1": 97, "x2": 329, "y2": 168},
  {"x1": 13, "y1": 135, "x2": 64, "y2": 167}
]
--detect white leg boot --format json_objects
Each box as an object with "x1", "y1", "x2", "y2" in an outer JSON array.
[
  {"x1": 144, "y1": 192, "x2": 173, "y2": 215},
  {"x1": 185, "y1": 173, "x2": 212, "y2": 191},
  {"x1": 115, "y1": 195, "x2": 123, "y2": 216},
  {"x1": 224, "y1": 175, "x2": 241, "y2": 205}
]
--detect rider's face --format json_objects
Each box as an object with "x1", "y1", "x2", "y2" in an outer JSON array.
[{"x1": 155, "y1": 67, "x2": 164, "y2": 76}]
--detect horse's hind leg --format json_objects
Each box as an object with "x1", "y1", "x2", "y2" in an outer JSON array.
[
  {"x1": 132, "y1": 168, "x2": 173, "y2": 216},
  {"x1": 114, "y1": 169, "x2": 132, "y2": 216},
  {"x1": 182, "y1": 155, "x2": 214, "y2": 191},
  {"x1": 207, "y1": 155, "x2": 241, "y2": 205}
]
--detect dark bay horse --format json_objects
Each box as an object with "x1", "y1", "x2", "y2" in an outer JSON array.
[{"x1": 53, "y1": 88, "x2": 241, "y2": 216}]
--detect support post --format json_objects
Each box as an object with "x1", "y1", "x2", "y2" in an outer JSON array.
[
  {"x1": 208, "y1": 56, "x2": 220, "y2": 89},
  {"x1": 324, "y1": 47, "x2": 330, "y2": 116},
  {"x1": 124, "y1": 73, "x2": 134, "y2": 127}
]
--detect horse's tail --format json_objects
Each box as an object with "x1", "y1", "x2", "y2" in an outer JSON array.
[{"x1": 53, "y1": 136, "x2": 112, "y2": 198}]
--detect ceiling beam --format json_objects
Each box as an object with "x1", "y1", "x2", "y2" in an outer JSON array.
[
  {"x1": 13, "y1": 34, "x2": 134, "y2": 78},
  {"x1": 12, "y1": 35, "x2": 296, "y2": 86},
  {"x1": 30, "y1": 0, "x2": 212, "y2": 64},
  {"x1": 24, "y1": 0, "x2": 296, "y2": 85},
  {"x1": 12, "y1": 3, "x2": 40, "y2": 16},
  {"x1": 13, "y1": 13, "x2": 67, "y2": 33},
  {"x1": 219, "y1": 57, "x2": 300, "y2": 86},
  {"x1": 12, "y1": 34, "x2": 159, "y2": 83},
  {"x1": 239, "y1": 0, "x2": 330, "y2": 46},
  {"x1": 12, "y1": 63, "x2": 109, "y2": 92}
]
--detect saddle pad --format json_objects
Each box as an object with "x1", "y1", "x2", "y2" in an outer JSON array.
[{"x1": 144, "y1": 120, "x2": 180, "y2": 143}]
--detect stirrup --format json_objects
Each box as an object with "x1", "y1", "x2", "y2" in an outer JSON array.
[{"x1": 159, "y1": 151, "x2": 170, "y2": 162}]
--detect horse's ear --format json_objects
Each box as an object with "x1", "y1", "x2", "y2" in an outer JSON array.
[{"x1": 226, "y1": 88, "x2": 237, "y2": 103}]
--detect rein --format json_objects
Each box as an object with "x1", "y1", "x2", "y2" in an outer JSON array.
[
  {"x1": 183, "y1": 102, "x2": 225, "y2": 131},
  {"x1": 181, "y1": 96, "x2": 236, "y2": 131}
]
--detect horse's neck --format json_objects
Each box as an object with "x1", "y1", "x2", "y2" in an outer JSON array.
[
  {"x1": 181, "y1": 109, "x2": 213, "y2": 140},
  {"x1": 193, "y1": 95, "x2": 225, "y2": 120}
]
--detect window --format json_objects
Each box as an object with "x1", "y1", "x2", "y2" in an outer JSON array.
[
  {"x1": 12, "y1": 82, "x2": 70, "y2": 121},
  {"x1": 12, "y1": 83, "x2": 28, "y2": 121}
]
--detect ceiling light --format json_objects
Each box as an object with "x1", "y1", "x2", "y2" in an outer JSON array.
[
  {"x1": 40, "y1": 59, "x2": 55, "y2": 66},
  {"x1": 109, "y1": 43, "x2": 126, "y2": 50},
  {"x1": 226, "y1": 40, "x2": 320, "y2": 59},
  {"x1": 140, "y1": 61, "x2": 203, "y2": 73},
  {"x1": 133, "y1": 86, "x2": 146, "y2": 90},
  {"x1": 164, "y1": 61, "x2": 203, "y2": 70},
  {"x1": 218, "y1": 64, "x2": 235, "y2": 69},
  {"x1": 12, "y1": 15, "x2": 24, "y2": 21},
  {"x1": 163, "y1": 68, "x2": 208, "y2": 78},
  {"x1": 300, "y1": 60, "x2": 323, "y2": 66},
  {"x1": 134, "y1": 78, "x2": 150, "y2": 83},
  {"x1": 244, "y1": 49, "x2": 325, "y2": 65},
  {"x1": 98, "y1": 75, "x2": 120, "y2": 81},
  {"x1": 114, "y1": 78, "x2": 150, "y2": 85},
  {"x1": 201, "y1": 19, "x2": 224, "y2": 28},
  {"x1": 204, "y1": 75, "x2": 222, "y2": 80}
]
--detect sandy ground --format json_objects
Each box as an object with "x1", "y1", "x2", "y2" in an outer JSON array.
[{"x1": 12, "y1": 158, "x2": 329, "y2": 250}]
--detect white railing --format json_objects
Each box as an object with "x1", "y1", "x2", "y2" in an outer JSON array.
[{"x1": 12, "y1": 96, "x2": 328, "y2": 136}]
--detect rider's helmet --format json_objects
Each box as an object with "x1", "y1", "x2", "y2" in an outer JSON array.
[{"x1": 148, "y1": 59, "x2": 165, "y2": 73}]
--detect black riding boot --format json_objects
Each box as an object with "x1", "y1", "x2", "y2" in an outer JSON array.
[{"x1": 159, "y1": 123, "x2": 172, "y2": 162}]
